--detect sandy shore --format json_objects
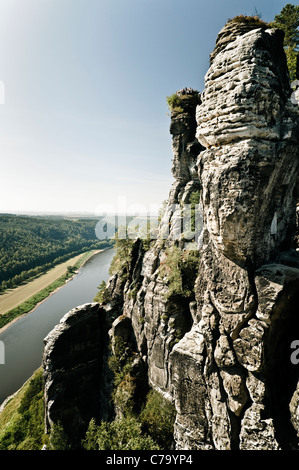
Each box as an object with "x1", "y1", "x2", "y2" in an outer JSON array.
[{"x1": 0, "y1": 249, "x2": 106, "y2": 333}]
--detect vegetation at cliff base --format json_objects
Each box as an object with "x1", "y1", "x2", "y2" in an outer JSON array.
[
  {"x1": 80, "y1": 335, "x2": 176, "y2": 451},
  {"x1": 81, "y1": 388, "x2": 176, "y2": 451},
  {"x1": 139, "y1": 389, "x2": 176, "y2": 449},
  {"x1": 82, "y1": 415, "x2": 160, "y2": 450},
  {"x1": 0, "y1": 335, "x2": 177, "y2": 451}
]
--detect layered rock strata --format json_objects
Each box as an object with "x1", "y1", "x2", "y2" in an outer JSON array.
[
  {"x1": 171, "y1": 24, "x2": 299, "y2": 450},
  {"x1": 43, "y1": 303, "x2": 113, "y2": 448}
]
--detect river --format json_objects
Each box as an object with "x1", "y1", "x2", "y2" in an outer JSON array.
[{"x1": 0, "y1": 248, "x2": 115, "y2": 406}]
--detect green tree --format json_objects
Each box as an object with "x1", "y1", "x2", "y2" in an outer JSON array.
[
  {"x1": 81, "y1": 418, "x2": 99, "y2": 450},
  {"x1": 109, "y1": 231, "x2": 134, "y2": 279},
  {"x1": 66, "y1": 265, "x2": 74, "y2": 275},
  {"x1": 82, "y1": 416, "x2": 160, "y2": 450},
  {"x1": 140, "y1": 389, "x2": 176, "y2": 449},
  {"x1": 49, "y1": 421, "x2": 70, "y2": 450},
  {"x1": 94, "y1": 280, "x2": 109, "y2": 304},
  {"x1": 271, "y1": 3, "x2": 299, "y2": 80}
]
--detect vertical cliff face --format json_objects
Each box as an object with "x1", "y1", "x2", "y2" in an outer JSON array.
[
  {"x1": 43, "y1": 303, "x2": 113, "y2": 448},
  {"x1": 171, "y1": 23, "x2": 299, "y2": 450},
  {"x1": 113, "y1": 21, "x2": 299, "y2": 450},
  {"x1": 43, "y1": 19, "x2": 299, "y2": 451},
  {"x1": 197, "y1": 24, "x2": 298, "y2": 268},
  {"x1": 168, "y1": 89, "x2": 203, "y2": 204},
  {"x1": 118, "y1": 89, "x2": 202, "y2": 398}
]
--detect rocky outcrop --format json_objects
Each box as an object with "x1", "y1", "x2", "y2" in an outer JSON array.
[
  {"x1": 171, "y1": 23, "x2": 299, "y2": 450},
  {"x1": 103, "y1": 89, "x2": 204, "y2": 404},
  {"x1": 43, "y1": 18, "x2": 299, "y2": 451},
  {"x1": 43, "y1": 303, "x2": 113, "y2": 448},
  {"x1": 168, "y1": 89, "x2": 203, "y2": 204},
  {"x1": 197, "y1": 25, "x2": 298, "y2": 268},
  {"x1": 112, "y1": 20, "x2": 299, "y2": 450},
  {"x1": 42, "y1": 92, "x2": 203, "y2": 447}
]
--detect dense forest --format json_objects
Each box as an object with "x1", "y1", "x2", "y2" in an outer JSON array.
[{"x1": 0, "y1": 214, "x2": 112, "y2": 291}]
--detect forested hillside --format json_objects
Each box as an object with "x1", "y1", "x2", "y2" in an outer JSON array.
[{"x1": 0, "y1": 215, "x2": 111, "y2": 291}]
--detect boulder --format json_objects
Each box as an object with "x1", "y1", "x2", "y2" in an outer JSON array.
[{"x1": 43, "y1": 303, "x2": 112, "y2": 448}]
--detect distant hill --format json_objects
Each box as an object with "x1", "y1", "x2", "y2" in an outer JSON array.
[{"x1": 0, "y1": 214, "x2": 112, "y2": 290}]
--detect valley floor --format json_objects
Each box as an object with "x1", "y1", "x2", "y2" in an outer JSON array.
[{"x1": 0, "y1": 250, "x2": 99, "y2": 316}]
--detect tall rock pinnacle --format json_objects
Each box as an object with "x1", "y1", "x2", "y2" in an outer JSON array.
[
  {"x1": 171, "y1": 19, "x2": 299, "y2": 450},
  {"x1": 197, "y1": 24, "x2": 299, "y2": 268}
]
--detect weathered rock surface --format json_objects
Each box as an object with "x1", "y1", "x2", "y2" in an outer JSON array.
[
  {"x1": 43, "y1": 303, "x2": 113, "y2": 448},
  {"x1": 112, "y1": 89, "x2": 203, "y2": 401},
  {"x1": 171, "y1": 22, "x2": 299, "y2": 450},
  {"x1": 114, "y1": 20, "x2": 299, "y2": 450},
  {"x1": 43, "y1": 18, "x2": 299, "y2": 451},
  {"x1": 197, "y1": 26, "x2": 299, "y2": 267}
]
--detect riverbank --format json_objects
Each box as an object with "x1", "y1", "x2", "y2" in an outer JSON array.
[
  {"x1": 0, "y1": 249, "x2": 104, "y2": 332},
  {"x1": 0, "y1": 248, "x2": 115, "y2": 408},
  {"x1": 0, "y1": 367, "x2": 44, "y2": 446}
]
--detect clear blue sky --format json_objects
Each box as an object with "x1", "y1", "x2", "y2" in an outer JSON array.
[{"x1": 0, "y1": 0, "x2": 291, "y2": 215}]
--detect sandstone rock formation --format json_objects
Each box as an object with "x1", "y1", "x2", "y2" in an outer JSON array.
[
  {"x1": 43, "y1": 303, "x2": 113, "y2": 448},
  {"x1": 43, "y1": 18, "x2": 299, "y2": 451},
  {"x1": 171, "y1": 22, "x2": 299, "y2": 450}
]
